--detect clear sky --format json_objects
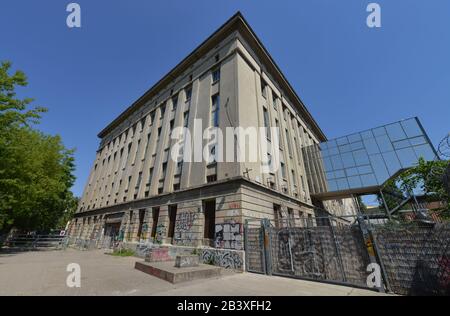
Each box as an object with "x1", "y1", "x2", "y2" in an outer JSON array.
[{"x1": 1, "y1": 0, "x2": 449, "y2": 197}]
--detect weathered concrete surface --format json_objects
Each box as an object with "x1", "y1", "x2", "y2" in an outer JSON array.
[
  {"x1": 0, "y1": 249, "x2": 389, "y2": 296},
  {"x1": 136, "y1": 260, "x2": 220, "y2": 283},
  {"x1": 145, "y1": 247, "x2": 171, "y2": 262},
  {"x1": 174, "y1": 255, "x2": 199, "y2": 268}
]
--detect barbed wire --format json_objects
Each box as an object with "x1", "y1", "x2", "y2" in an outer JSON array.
[{"x1": 438, "y1": 133, "x2": 450, "y2": 158}]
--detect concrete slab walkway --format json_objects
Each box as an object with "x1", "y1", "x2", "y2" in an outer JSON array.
[{"x1": 0, "y1": 248, "x2": 388, "y2": 296}]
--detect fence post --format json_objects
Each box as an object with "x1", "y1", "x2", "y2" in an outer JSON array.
[
  {"x1": 244, "y1": 219, "x2": 249, "y2": 272},
  {"x1": 357, "y1": 215, "x2": 388, "y2": 293},
  {"x1": 329, "y1": 218, "x2": 347, "y2": 283},
  {"x1": 366, "y1": 219, "x2": 392, "y2": 293},
  {"x1": 262, "y1": 218, "x2": 272, "y2": 275}
]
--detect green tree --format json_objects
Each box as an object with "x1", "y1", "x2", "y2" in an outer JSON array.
[
  {"x1": 0, "y1": 61, "x2": 76, "y2": 233},
  {"x1": 57, "y1": 195, "x2": 79, "y2": 230},
  {"x1": 381, "y1": 158, "x2": 450, "y2": 218}
]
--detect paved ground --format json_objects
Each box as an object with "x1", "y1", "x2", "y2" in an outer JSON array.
[{"x1": 0, "y1": 248, "x2": 387, "y2": 296}]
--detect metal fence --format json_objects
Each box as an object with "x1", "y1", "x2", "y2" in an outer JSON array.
[
  {"x1": 244, "y1": 213, "x2": 450, "y2": 295},
  {"x1": 371, "y1": 221, "x2": 450, "y2": 295},
  {"x1": 268, "y1": 216, "x2": 372, "y2": 289},
  {"x1": 64, "y1": 235, "x2": 116, "y2": 250},
  {"x1": 5, "y1": 234, "x2": 67, "y2": 249},
  {"x1": 244, "y1": 219, "x2": 266, "y2": 274}
]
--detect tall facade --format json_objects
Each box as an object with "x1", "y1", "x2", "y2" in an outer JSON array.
[{"x1": 69, "y1": 12, "x2": 356, "y2": 269}]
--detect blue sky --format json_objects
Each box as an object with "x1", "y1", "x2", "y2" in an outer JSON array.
[{"x1": 1, "y1": 0, "x2": 449, "y2": 197}]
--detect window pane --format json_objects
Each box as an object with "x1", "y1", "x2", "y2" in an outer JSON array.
[
  {"x1": 363, "y1": 138, "x2": 380, "y2": 155},
  {"x1": 373, "y1": 127, "x2": 386, "y2": 136},
  {"x1": 330, "y1": 155, "x2": 344, "y2": 170},
  {"x1": 382, "y1": 151, "x2": 402, "y2": 176},
  {"x1": 393, "y1": 139, "x2": 411, "y2": 150},
  {"x1": 361, "y1": 130, "x2": 374, "y2": 140},
  {"x1": 339, "y1": 144, "x2": 351, "y2": 153},
  {"x1": 328, "y1": 180, "x2": 338, "y2": 191},
  {"x1": 353, "y1": 149, "x2": 370, "y2": 166},
  {"x1": 409, "y1": 136, "x2": 427, "y2": 146},
  {"x1": 350, "y1": 141, "x2": 364, "y2": 151},
  {"x1": 341, "y1": 152, "x2": 356, "y2": 168},
  {"x1": 360, "y1": 174, "x2": 378, "y2": 186},
  {"x1": 346, "y1": 167, "x2": 359, "y2": 177},
  {"x1": 401, "y1": 118, "x2": 422, "y2": 138},
  {"x1": 334, "y1": 169, "x2": 345, "y2": 178},
  {"x1": 348, "y1": 176, "x2": 362, "y2": 188},
  {"x1": 336, "y1": 137, "x2": 348, "y2": 146},
  {"x1": 336, "y1": 178, "x2": 349, "y2": 190},
  {"x1": 357, "y1": 165, "x2": 373, "y2": 175},
  {"x1": 348, "y1": 133, "x2": 362, "y2": 143},
  {"x1": 327, "y1": 139, "x2": 337, "y2": 148},
  {"x1": 386, "y1": 123, "x2": 407, "y2": 142},
  {"x1": 396, "y1": 147, "x2": 418, "y2": 168},
  {"x1": 329, "y1": 146, "x2": 339, "y2": 156},
  {"x1": 413, "y1": 144, "x2": 436, "y2": 161},
  {"x1": 375, "y1": 135, "x2": 394, "y2": 152},
  {"x1": 369, "y1": 154, "x2": 390, "y2": 184},
  {"x1": 323, "y1": 157, "x2": 333, "y2": 172}
]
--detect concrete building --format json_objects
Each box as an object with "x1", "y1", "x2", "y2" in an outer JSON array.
[{"x1": 68, "y1": 12, "x2": 357, "y2": 269}]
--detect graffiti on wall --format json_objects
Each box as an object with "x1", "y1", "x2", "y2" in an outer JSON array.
[
  {"x1": 201, "y1": 249, "x2": 243, "y2": 270},
  {"x1": 135, "y1": 240, "x2": 154, "y2": 258},
  {"x1": 155, "y1": 224, "x2": 166, "y2": 244},
  {"x1": 174, "y1": 211, "x2": 198, "y2": 246},
  {"x1": 175, "y1": 211, "x2": 197, "y2": 232},
  {"x1": 215, "y1": 222, "x2": 243, "y2": 250}
]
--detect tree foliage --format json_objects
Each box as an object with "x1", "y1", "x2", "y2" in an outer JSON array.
[
  {"x1": 0, "y1": 61, "x2": 76, "y2": 232},
  {"x1": 380, "y1": 158, "x2": 450, "y2": 218}
]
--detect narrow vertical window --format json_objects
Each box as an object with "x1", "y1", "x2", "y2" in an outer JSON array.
[
  {"x1": 136, "y1": 171, "x2": 142, "y2": 189},
  {"x1": 172, "y1": 95, "x2": 178, "y2": 112},
  {"x1": 183, "y1": 111, "x2": 190, "y2": 127},
  {"x1": 263, "y1": 108, "x2": 270, "y2": 140},
  {"x1": 261, "y1": 79, "x2": 267, "y2": 98},
  {"x1": 286, "y1": 128, "x2": 293, "y2": 157},
  {"x1": 281, "y1": 162, "x2": 286, "y2": 179},
  {"x1": 212, "y1": 68, "x2": 220, "y2": 83},
  {"x1": 211, "y1": 94, "x2": 220, "y2": 127}
]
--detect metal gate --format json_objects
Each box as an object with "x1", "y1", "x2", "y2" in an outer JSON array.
[
  {"x1": 244, "y1": 215, "x2": 381, "y2": 290},
  {"x1": 244, "y1": 219, "x2": 267, "y2": 274},
  {"x1": 244, "y1": 214, "x2": 450, "y2": 295}
]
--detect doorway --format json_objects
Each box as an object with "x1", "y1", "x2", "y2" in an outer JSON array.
[
  {"x1": 167, "y1": 204, "x2": 177, "y2": 243},
  {"x1": 150, "y1": 207, "x2": 160, "y2": 238},
  {"x1": 203, "y1": 199, "x2": 216, "y2": 245}
]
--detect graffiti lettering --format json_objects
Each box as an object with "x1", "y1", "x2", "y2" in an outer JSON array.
[
  {"x1": 201, "y1": 249, "x2": 243, "y2": 270},
  {"x1": 215, "y1": 223, "x2": 243, "y2": 250}
]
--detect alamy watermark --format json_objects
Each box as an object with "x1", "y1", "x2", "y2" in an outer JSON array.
[
  {"x1": 366, "y1": 263, "x2": 382, "y2": 288},
  {"x1": 366, "y1": 3, "x2": 381, "y2": 28},
  {"x1": 169, "y1": 120, "x2": 281, "y2": 174},
  {"x1": 66, "y1": 3, "x2": 81, "y2": 28},
  {"x1": 66, "y1": 263, "x2": 81, "y2": 288}
]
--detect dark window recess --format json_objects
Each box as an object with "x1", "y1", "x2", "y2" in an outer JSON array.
[
  {"x1": 207, "y1": 174, "x2": 217, "y2": 183},
  {"x1": 173, "y1": 183, "x2": 180, "y2": 191},
  {"x1": 158, "y1": 187, "x2": 163, "y2": 194},
  {"x1": 203, "y1": 200, "x2": 216, "y2": 240},
  {"x1": 273, "y1": 204, "x2": 281, "y2": 228},
  {"x1": 167, "y1": 205, "x2": 177, "y2": 242},
  {"x1": 137, "y1": 209, "x2": 145, "y2": 239},
  {"x1": 150, "y1": 207, "x2": 160, "y2": 238}
]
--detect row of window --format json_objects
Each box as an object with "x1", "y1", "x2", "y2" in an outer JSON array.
[
  {"x1": 261, "y1": 76, "x2": 310, "y2": 201},
  {"x1": 81, "y1": 68, "x2": 221, "y2": 211}
]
